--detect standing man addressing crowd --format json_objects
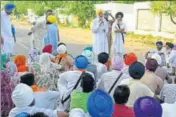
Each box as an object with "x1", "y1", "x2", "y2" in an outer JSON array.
[
  {"x1": 91, "y1": 9, "x2": 109, "y2": 57},
  {"x1": 1, "y1": 3, "x2": 16, "y2": 56}
]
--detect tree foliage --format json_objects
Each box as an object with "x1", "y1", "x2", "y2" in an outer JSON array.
[{"x1": 150, "y1": 1, "x2": 176, "y2": 15}]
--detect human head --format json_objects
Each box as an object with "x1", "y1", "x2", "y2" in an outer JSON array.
[
  {"x1": 166, "y1": 42, "x2": 174, "y2": 50},
  {"x1": 104, "y1": 10, "x2": 109, "y2": 20},
  {"x1": 82, "y1": 50, "x2": 93, "y2": 63},
  {"x1": 28, "y1": 48, "x2": 40, "y2": 65},
  {"x1": 83, "y1": 45, "x2": 93, "y2": 52},
  {"x1": 20, "y1": 73, "x2": 35, "y2": 86},
  {"x1": 57, "y1": 44, "x2": 67, "y2": 54},
  {"x1": 124, "y1": 53, "x2": 137, "y2": 66},
  {"x1": 81, "y1": 72, "x2": 95, "y2": 93},
  {"x1": 42, "y1": 44, "x2": 52, "y2": 54},
  {"x1": 47, "y1": 15, "x2": 57, "y2": 24},
  {"x1": 134, "y1": 96, "x2": 162, "y2": 117},
  {"x1": 146, "y1": 58, "x2": 158, "y2": 72},
  {"x1": 13, "y1": 54, "x2": 28, "y2": 72},
  {"x1": 12, "y1": 83, "x2": 34, "y2": 108},
  {"x1": 46, "y1": 9, "x2": 53, "y2": 17},
  {"x1": 113, "y1": 85, "x2": 130, "y2": 104},
  {"x1": 151, "y1": 53, "x2": 162, "y2": 65},
  {"x1": 115, "y1": 12, "x2": 124, "y2": 22},
  {"x1": 96, "y1": 8, "x2": 104, "y2": 20},
  {"x1": 156, "y1": 41, "x2": 163, "y2": 51},
  {"x1": 74, "y1": 55, "x2": 88, "y2": 70},
  {"x1": 31, "y1": 112, "x2": 49, "y2": 117},
  {"x1": 112, "y1": 55, "x2": 124, "y2": 70},
  {"x1": 15, "y1": 112, "x2": 30, "y2": 117},
  {"x1": 98, "y1": 52, "x2": 109, "y2": 64},
  {"x1": 4, "y1": 3, "x2": 15, "y2": 15},
  {"x1": 87, "y1": 89, "x2": 114, "y2": 117},
  {"x1": 129, "y1": 61, "x2": 145, "y2": 79},
  {"x1": 39, "y1": 53, "x2": 51, "y2": 66}
]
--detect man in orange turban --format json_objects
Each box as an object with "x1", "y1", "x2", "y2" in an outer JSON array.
[
  {"x1": 124, "y1": 53, "x2": 137, "y2": 66},
  {"x1": 91, "y1": 8, "x2": 109, "y2": 56}
]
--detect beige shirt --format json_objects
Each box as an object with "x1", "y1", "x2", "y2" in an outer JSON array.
[
  {"x1": 121, "y1": 78, "x2": 154, "y2": 107},
  {"x1": 141, "y1": 71, "x2": 164, "y2": 94},
  {"x1": 155, "y1": 66, "x2": 168, "y2": 81}
]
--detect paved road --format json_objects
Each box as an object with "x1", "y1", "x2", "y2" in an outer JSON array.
[
  {"x1": 14, "y1": 23, "x2": 145, "y2": 62},
  {"x1": 14, "y1": 24, "x2": 88, "y2": 58}
]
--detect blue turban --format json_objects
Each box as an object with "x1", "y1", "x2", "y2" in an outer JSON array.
[
  {"x1": 87, "y1": 89, "x2": 114, "y2": 117},
  {"x1": 75, "y1": 55, "x2": 88, "y2": 69},
  {"x1": 156, "y1": 41, "x2": 163, "y2": 46},
  {"x1": 83, "y1": 45, "x2": 93, "y2": 52},
  {"x1": 15, "y1": 112, "x2": 29, "y2": 117},
  {"x1": 4, "y1": 3, "x2": 15, "y2": 10},
  {"x1": 134, "y1": 96, "x2": 162, "y2": 117}
]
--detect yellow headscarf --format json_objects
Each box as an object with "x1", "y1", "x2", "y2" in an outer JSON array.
[
  {"x1": 96, "y1": 8, "x2": 104, "y2": 15},
  {"x1": 47, "y1": 15, "x2": 57, "y2": 23}
]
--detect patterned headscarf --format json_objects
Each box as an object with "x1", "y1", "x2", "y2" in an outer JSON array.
[
  {"x1": 27, "y1": 48, "x2": 40, "y2": 65},
  {"x1": 6, "y1": 61, "x2": 18, "y2": 77}
]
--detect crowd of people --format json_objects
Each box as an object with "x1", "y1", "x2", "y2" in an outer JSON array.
[{"x1": 1, "y1": 2, "x2": 176, "y2": 117}]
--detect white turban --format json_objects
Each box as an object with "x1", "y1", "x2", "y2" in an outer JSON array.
[
  {"x1": 82, "y1": 50, "x2": 93, "y2": 63},
  {"x1": 57, "y1": 45, "x2": 67, "y2": 54},
  {"x1": 69, "y1": 108, "x2": 86, "y2": 117},
  {"x1": 12, "y1": 83, "x2": 34, "y2": 108},
  {"x1": 151, "y1": 53, "x2": 162, "y2": 65}
]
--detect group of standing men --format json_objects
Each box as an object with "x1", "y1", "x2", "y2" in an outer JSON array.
[
  {"x1": 1, "y1": 3, "x2": 60, "y2": 56},
  {"x1": 91, "y1": 9, "x2": 126, "y2": 57}
]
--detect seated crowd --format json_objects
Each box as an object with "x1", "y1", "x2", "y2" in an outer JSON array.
[{"x1": 1, "y1": 41, "x2": 176, "y2": 117}]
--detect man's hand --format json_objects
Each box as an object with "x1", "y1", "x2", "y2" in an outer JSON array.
[
  {"x1": 0, "y1": 35, "x2": 4, "y2": 45},
  {"x1": 28, "y1": 32, "x2": 32, "y2": 36}
]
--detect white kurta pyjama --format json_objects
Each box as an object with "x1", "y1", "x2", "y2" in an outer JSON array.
[
  {"x1": 30, "y1": 16, "x2": 47, "y2": 52},
  {"x1": 1, "y1": 11, "x2": 15, "y2": 54},
  {"x1": 91, "y1": 18, "x2": 109, "y2": 55},
  {"x1": 112, "y1": 21, "x2": 127, "y2": 56}
]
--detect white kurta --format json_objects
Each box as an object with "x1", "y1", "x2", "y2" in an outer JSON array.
[
  {"x1": 30, "y1": 16, "x2": 47, "y2": 52},
  {"x1": 91, "y1": 18, "x2": 108, "y2": 55},
  {"x1": 112, "y1": 21, "x2": 126, "y2": 56},
  {"x1": 1, "y1": 11, "x2": 15, "y2": 54}
]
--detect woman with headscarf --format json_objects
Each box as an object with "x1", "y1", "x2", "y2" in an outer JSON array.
[
  {"x1": 11, "y1": 54, "x2": 29, "y2": 87},
  {"x1": 141, "y1": 59, "x2": 164, "y2": 95},
  {"x1": 55, "y1": 43, "x2": 73, "y2": 72},
  {"x1": 112, "y1": 12, "x2": 127, "y2": 57},
  {"x1": 27, "y1": 48, "x2": 40, "y2": 66},
  {"x1": 134, "y1": 96, "x2": 162, "y2": 117},
  {"x1": 42, "y1": 44, "x2": 56, "y2": 63},
  {"x1": 91, "y1": 8, "x2": 109, "y2": 56},
  {"x1": 98, "y1": 55, "x2": 129, "y2": 96},
  {"x1": 1, "y1": 70, "x2": 15, "y2": 117},
  {"x1": 57, "y1": 55, "x2": 94, "y2": 111},
  {"x1": 44, "y1": 15, "x2": 59, "y2": 53},
  {"x1": 36, "y1": 53, "x2": 61, "y2": 91}
]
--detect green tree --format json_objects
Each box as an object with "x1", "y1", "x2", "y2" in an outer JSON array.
[
  {"x1": 150, "y1": 1, "x2": 176, "y2": 24},
  {"x1": 61, "y1": 1, "x2": 96, "y2": 28}
]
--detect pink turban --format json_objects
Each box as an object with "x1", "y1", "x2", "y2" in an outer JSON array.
[{"x1": 112, "y1": 55, "x2": 124, "y2": 70}]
